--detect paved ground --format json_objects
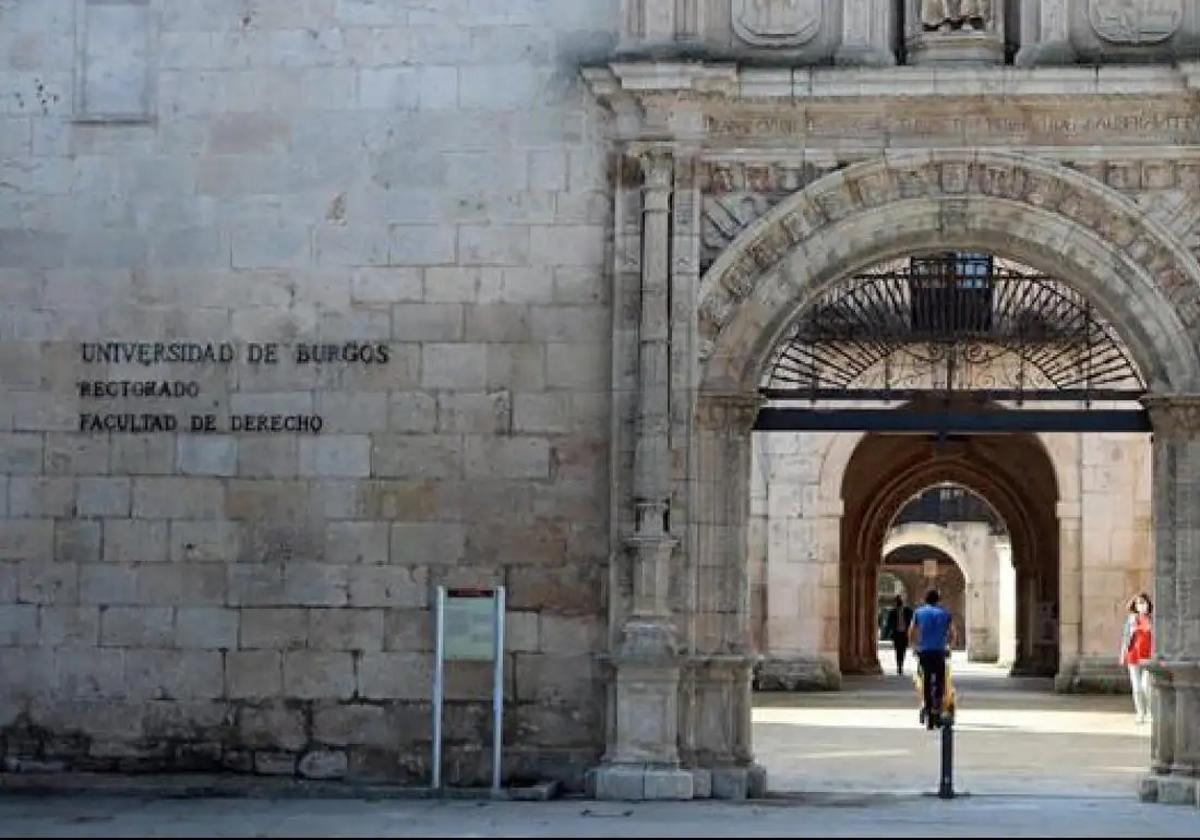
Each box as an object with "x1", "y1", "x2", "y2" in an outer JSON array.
[
  {"x1": 0, "y1": 795, "x2": 1197, "y2": 838},
  {"x1": 2, "y1": 654, "x2": 1193, "y2": 837},
  {"x1": 754, "y1": 654, "x2": 1152, "y2": 797}
]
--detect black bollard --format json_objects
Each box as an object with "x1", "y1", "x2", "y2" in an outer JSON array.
[{"x1": 938, "y1": 716, "x2": 955, "y2": 799}]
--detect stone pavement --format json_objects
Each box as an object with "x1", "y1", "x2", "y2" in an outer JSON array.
[
  {"x1": 0, "y1": 794, "x2": 1198, "y2": 838},
  {"x1": 754, "y1": 656, "x2": 1152, "y2": 797}
]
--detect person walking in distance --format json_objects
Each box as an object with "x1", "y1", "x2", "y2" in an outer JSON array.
[
  {"x1": 884, "y1": 595, "x2": 915, "y2": 676},
  {"x1": 1120, "y1": 592, "x2": 1154, "y2": 725},
  {"x1": 909, "y1": 589, "x2": 956, "y2": 730}
]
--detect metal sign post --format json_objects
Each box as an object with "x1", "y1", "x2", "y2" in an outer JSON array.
[{"x1": 431, "y1": 586, "x2": 505, "y2": 797}]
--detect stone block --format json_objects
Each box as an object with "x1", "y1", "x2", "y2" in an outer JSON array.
[
  {"x1": 459, "y1": 225, "x2": 530, "y2": 266},
  {"x1": 100, "y1": 606, "x2": 173, "y2": 647},
  {"x1": 313, "y1": 702, "x2": 390, "y2": 747},
  {"x1": 505, "y1": 611, "x2": 539, "y2": 653},
  {"x1": 421, "y1": 343, "x2": 487, "y2": 390},
  {"x1": 299, "y1": 436, "x2": 371, "y2": 478},
  {"x1": 80, "y1": 564, "x2": 137, "y2": 605},
  {"x1": 226, "y1": 651, "x2": 283, "y2": 699},
  {"x1": 227, "y1": 480, "x2": 310, "y2": 521},
  {"x1": 177, "y1": 437, "x2": 237, "y2": 476},
  {"x1": 239, "y1": 703, "x2": 307, "y2": 751},
  {"x1": 125, "y1": 650, "x2": 224, "y2": 701},
  {"x1": 54, "y1": 649, "x2": 124, "y2": 700},
  {"x1": 299, "y1": 749, "x2": 348, "y2": 780},
  {"x1": 133, "y1": 478, "x2": 225, "y2": 519},
  {"x1": 18, "y1": 560, "x2": 78, "y2": 605},
  {"x1": 40, "y1": 606, "x2": 100, "y2": 646},
  {"x1": 371, "y1": 434, "x2": 460, "y2": 478},
  {"x1": 538, "y1": 615, "x2": 601, "y2": 655},
  {"x1": 103, "y1": 520, "x2": 168, "y2": 563},
  {"x1": 514, "y1": 654, "x2": 597, "y2": 707},
  {"x1": 176, "y1": 607, "x2": 239, "y2": 649},
  {"x1": 463, "y1": 437, "x2": 549, "y2": 480},
  {"x1": 232, "y1": 223, "x2": 311, "y2": 269},
  {"x1": 0, "y1": 519, "x2": 52, "y2": 561},
  {"x1": 437, "y1": 391, "x2": 511, "y2": 435},
  {"x1": 388, "y1": 225, "x2": 456, "y2": 266},
  {"x1": 1155, "y1": 775, "x2": 1198, "y2": 806},
  {"x1": 283, "y1": 562, "x2": 349, "y2": 607},
  {"x1": 314, "y1": 392, "x2": 389, "y2": 434},
  {"x1": 387, "y1": 393, "x2": 438, "y2": 433},
  {"x1": 283, "y1": 651, "x2": 355, "y2": 700},
  {"x1": 530, "y1": 226, "x2": 605, "y2": 267},
  {"x1": 240, "y1": 608, "x2": 308, "y2": 650},
  {"x1": 0, "y1": 433, "x2": 43, "y2": 473},
  {"x1": 309, "y1": 608, "x2": 384, "y2": 652},
  {"x1": 691, "y1": 769, "x2": 713, "y2": 799},
  {"x1": 110, "y1": 435, "x2": 173, "y2": 475},
  {"x1": 357, "y1": 652, "x2": 432, "y2": 700},
  {"x1": 236, "y1": 438, "x2": 299, "y2": 478},
  {"x1": 0, "y1": 604, "x2": 38, "y2": 645},
  {"x1": 76, "y1": 478, "x2": 130, "y2": 517},
  {"x1": 8, "y1": 477, "x2": 74, "y2": 517},
  {"x1": 508, "y1": 565, "x2": 602, "y2": 616},
  {"x1": 513, "y1": 393, "x2": 570, "y2": 435},
  {"x1": 325, "y1": 521, "x2": 389, "y2": 565},
  {"x1": 351, "y1": 268, "x2": 422, "y2": 305},
  {"x1": 170, "y1": 521, "x2": 241, "y2": 563},
  {"x1": 463, "y1": 304, "x2": 533, "y2": 342},
  {"x1": 348, "y1": 566, "x2": 428, "y2": 608},
  {"x1": 227, "y1": 563, "x2": 287, "y2": 606},
  {"x1": 389, "y1": 523, "x2": 466, "y2": 567},
  {"x1": 391, "y1": 304, "x2": 464, "y2": 341},
  {"x1": 711, "y1": 767, "x2": 753, "y2": 801},
  {"x1": 254, "y1": 751, "x2": 297, "y2": 776},
  {"x1": 545, "y1": 342, "x2": 607, "y2": 389}
]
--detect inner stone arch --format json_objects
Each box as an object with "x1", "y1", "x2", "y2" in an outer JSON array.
[{"x1": 697, "y1": 151, "x2": 1200, "y2": 396}]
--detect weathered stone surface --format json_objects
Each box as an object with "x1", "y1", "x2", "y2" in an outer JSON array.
[{"x1": 298, "y1": 749, "x2": 349, "y2": 780}]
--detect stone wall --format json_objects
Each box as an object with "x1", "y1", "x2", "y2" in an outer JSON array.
[{"x1": 0, "y1": 0, "x2": 619, "y2": 787}]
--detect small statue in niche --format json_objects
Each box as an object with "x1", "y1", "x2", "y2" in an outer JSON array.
[{"x1": 921, "y1": 0, "x2": 991, "y2": 33}]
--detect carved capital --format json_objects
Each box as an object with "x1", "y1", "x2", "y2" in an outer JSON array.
[
  {"x1": 1142, "y1": 395, "x2": 1200, "y2": 438},
  {"x1": 640, "y1": 149, "x2": 675, "y2": 193},
  {"x1": 695, "y1": 393, "x2": 762, "y2": 431}
]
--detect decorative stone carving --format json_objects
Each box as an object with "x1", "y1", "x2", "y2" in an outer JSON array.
[
  {"x1": 1142, "y1": 395, "x2": 1200, "y2": 437},
  {"x1": 921, "y1": 0, "x2": 992, "y2": 33},
  {"x1": 731, "y1": 0, "x2": 821, "y2": 46},
  {"x1": 697, "y1": 154, "x2": 1200, "y2": 371},
  {"x1": 1088, "y1": 0, "x2": 1183, "y2": 45}
]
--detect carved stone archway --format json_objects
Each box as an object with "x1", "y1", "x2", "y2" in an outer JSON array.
[{"x1": 595, "y1": 144, "x2": 1200, "y2": 802}]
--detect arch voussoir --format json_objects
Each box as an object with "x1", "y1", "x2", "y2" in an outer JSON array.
[{"x1": 698, "y1": 150, "x2": 1200, "y2": 395}]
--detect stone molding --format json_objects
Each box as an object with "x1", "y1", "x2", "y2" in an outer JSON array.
[
  {"x1": 694, "y1": 393, "x2": 762, "y2": 431},
  {"x1": 1142, "y1": 395, "x2": 1200, "y2": 437}
]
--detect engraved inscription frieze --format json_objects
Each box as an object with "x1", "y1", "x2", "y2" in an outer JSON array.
[
  {"x1": 731, "y1": 0, "x2": 822, "y2": 46},
  {"x1": 1088, "y1": 0, "x2": 1183, "y2": 44}
]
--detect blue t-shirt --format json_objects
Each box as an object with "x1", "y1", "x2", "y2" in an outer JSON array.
[{"x1": 913, "y1": 604, "x2": 952, "y2": 653}]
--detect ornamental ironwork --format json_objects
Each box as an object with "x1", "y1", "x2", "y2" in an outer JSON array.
[{"x1": 762, "y1": 253, "x2": 1146, "y2": 402}]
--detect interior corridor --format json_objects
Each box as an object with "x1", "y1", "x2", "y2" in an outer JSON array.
[{"x1": 752, "y1": 647, "x2": 1150, "y2": 797}]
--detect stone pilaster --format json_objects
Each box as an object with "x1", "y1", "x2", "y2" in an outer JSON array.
[
  {"x1": 686, "y1": 393, "x2": 766, "y2": 800},
  {"x1": 1015, "y1": 0, "x2": 1078, "y2": 66},
  {"x1": 593, "y1": 149, "x2": 693, "y2": 802},
  {"x1": 1139, "y1": 396, "x2": 1200, "y2": 805},
  {"x1": 835, "y1": 0, "x2": 897, "y2": 67}
]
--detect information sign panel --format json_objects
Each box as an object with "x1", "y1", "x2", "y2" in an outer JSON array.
[{"x1": 444, "y1": 590, "x2": 496, "y2": 661}]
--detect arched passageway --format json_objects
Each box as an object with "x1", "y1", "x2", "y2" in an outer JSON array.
[{"x1": 839, "y1": 431, "x2": 1059, "y2": 677}]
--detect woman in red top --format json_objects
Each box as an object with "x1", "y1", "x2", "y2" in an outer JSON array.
[{"x1": 1120, "y1": 593, "x2": 1154, "y2": 724}]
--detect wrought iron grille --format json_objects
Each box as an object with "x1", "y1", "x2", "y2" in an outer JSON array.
[{"x1": 762, "y1": 254, "x2": 1146, "y2": 402}]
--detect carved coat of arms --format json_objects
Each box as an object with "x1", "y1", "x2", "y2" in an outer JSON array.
[
  {"x1": 1088, "y1": 0, "x2": 1183, "y2": 44},
  {"x1": 732, "y1": 0, "x2": 822, "y2": 47}
]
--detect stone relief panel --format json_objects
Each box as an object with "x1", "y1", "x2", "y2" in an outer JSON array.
[
  {"x1": 698, "y1": 161, "x2": 836, "y2": 273},
  {"x1": 618, "y1": 0, "x2": 897, "y2": 64},
  {"x1": 731, "y1": 0, "x2": 822, "y2": 46},
  {"x1": 1087, "y1": 0, "x2": 1183, "y2": 44}
]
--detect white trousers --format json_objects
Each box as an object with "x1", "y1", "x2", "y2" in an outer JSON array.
[{"x1": 1128, "y1": 664, "x2": 1152, "y2": 718}]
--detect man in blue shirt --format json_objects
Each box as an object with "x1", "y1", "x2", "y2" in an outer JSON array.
[{"x1": 908, "y1": 588, "x2": 957, "y2": 729}]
